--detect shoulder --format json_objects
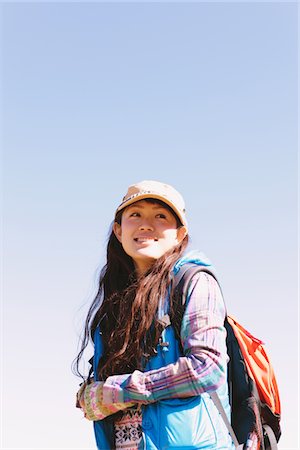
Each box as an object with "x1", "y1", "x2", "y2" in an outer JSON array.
[
  {"x1": 185, "y1": 270, "x2": 225, "y2": 316},
  {"x1": 187, "y1": 270, "x2": 221, "y2": 296}
]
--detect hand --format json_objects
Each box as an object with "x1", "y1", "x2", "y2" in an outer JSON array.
[
  {"x1": 76, "y1": 381, "x2": 135, "y2": 421},
  {"x1": 243, "y1": 432, "x2": 259, "y2": 450},
  {"x1": 76, "y1": 378, "x2": 94, "y2": 409}
]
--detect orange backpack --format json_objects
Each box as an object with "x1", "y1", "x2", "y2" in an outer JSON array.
[
  {"x1": 225, "y1": 315, "x2": 281, "y2": 448},
  {"x1": 228, "y1": 315, "x2": 281, "y2": 417},
  {"x1": 173, "y1": 264, "x2": 281, "y2": 449}
]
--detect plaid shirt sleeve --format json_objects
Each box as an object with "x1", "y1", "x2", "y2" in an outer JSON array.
[{"x1": 102, "y1": 272, "x2": 228, "y2": 405}]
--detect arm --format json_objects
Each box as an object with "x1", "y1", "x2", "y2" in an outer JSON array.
[{"x1": 102, "y1": 272, "x2": 228, "y2": 405}]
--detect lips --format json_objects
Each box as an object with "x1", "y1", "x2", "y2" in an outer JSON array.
[{"x1": 134, "y1": 237, "x2": 158, "y2": 242}]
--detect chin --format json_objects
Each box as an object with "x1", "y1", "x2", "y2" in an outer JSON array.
[
  {"x1": 137, "y1": 251, "x2": 161, "y2": 260},
  {"x1": 134, "y1": 253, "x2": 159, "y2": 265}
]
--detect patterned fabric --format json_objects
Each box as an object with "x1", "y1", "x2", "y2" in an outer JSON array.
[
  {"x1": 115, "y1": 408, "x2": 143, "y2": 449},
  {"x1": 81, "y1": 382, "x2": 135, "y2": 421},
  {"x1": 102, "y1": 272, "x2": 228, "y2": 405}
]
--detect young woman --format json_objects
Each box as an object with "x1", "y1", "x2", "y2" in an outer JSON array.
[{"x1": 74, "y1": 180, "x2": 235, "y2": 450}]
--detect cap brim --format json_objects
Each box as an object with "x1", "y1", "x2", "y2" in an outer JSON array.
[{"x1": 116, "y1": 194, "x2": 187, "y2": 228}]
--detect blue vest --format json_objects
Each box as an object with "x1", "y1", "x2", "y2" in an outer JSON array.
[{"x1": 92, "y1": 320, "x2": 234, "y2": 449}]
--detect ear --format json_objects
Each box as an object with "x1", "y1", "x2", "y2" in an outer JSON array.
[
  {"x1": 113, "y1": 222, "x2": 122, "y2": 243},
  {"x1": 176, "y1": 226, "x2": 188, "y2": 243}
]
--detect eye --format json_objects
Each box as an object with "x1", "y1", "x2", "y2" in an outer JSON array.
[
  {"x1": 156, "y1": 213, "x2": 167, "y2": 219},
  {"x1": 130, "y1": 212, "x2": 141, "y2": 217}
]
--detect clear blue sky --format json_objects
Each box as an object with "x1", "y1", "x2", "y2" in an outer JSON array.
[{"x1": 2, "y1": 2, "x2": 298, "y2": 449}]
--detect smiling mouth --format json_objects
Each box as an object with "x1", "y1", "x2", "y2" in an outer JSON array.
[{"x1": 134, "y1": 237, "x2": 158, "y2": 242}]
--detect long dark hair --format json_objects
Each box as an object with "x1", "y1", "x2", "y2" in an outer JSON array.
[{"x1": 73, "y1": 199, "x2": 189, "y2": 380}]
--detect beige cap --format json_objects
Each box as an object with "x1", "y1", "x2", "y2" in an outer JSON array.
[{"x1": 116, "y1": 180, "x2": 187, "y2": 228}]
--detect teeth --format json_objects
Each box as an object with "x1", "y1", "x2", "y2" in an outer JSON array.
[{"x1": 134, "y1": 238, "x2": 158, "y2": 242}]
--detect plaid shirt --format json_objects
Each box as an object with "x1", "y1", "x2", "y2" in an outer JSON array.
[{"x1": 102, "y1": 272, "x2": 228, "y2": 405}]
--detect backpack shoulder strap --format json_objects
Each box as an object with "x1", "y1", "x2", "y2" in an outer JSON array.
[
  {"x1": 210, "y1": 391, "x2": 240, "y2": 448},
  {"x1": 171, "y1": 264, "x2": 219, "y2": 346},
  {"x1": 173, "y1": 263, "x2": 219, "y2": 306},
  {"x1": 172, "y1": 264, "x2": 241, "y2": 449}
]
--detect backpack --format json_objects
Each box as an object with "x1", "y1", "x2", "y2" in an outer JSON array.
[{"x1": 171, "y1": 264, "x2": 281, "y2": 450}]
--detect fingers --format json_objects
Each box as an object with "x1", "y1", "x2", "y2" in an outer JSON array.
[
  {"x1": 76, "y1": 380, "x2": 88, "y2": 409},
  {"x1": 244, "y1": 432, "x2": 258, "y2": 450}
]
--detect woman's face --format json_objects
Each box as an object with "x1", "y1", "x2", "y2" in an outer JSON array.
[{"x1": 113, "y1": 200, "x2": 187, "y2": 274}]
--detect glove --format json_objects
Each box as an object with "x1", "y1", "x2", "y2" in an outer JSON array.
[{"x1": 76, "y1": 381, "x2": 135, "y2": 421}]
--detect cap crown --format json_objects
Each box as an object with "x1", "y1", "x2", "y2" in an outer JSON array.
[{"x1": 116, "y1": 180, "x2": 187, "y2": 228}]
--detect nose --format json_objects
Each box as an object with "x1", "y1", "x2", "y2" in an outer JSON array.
[{"x1": 139, "y1": 220, "x2": 154, "y2": 231}]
